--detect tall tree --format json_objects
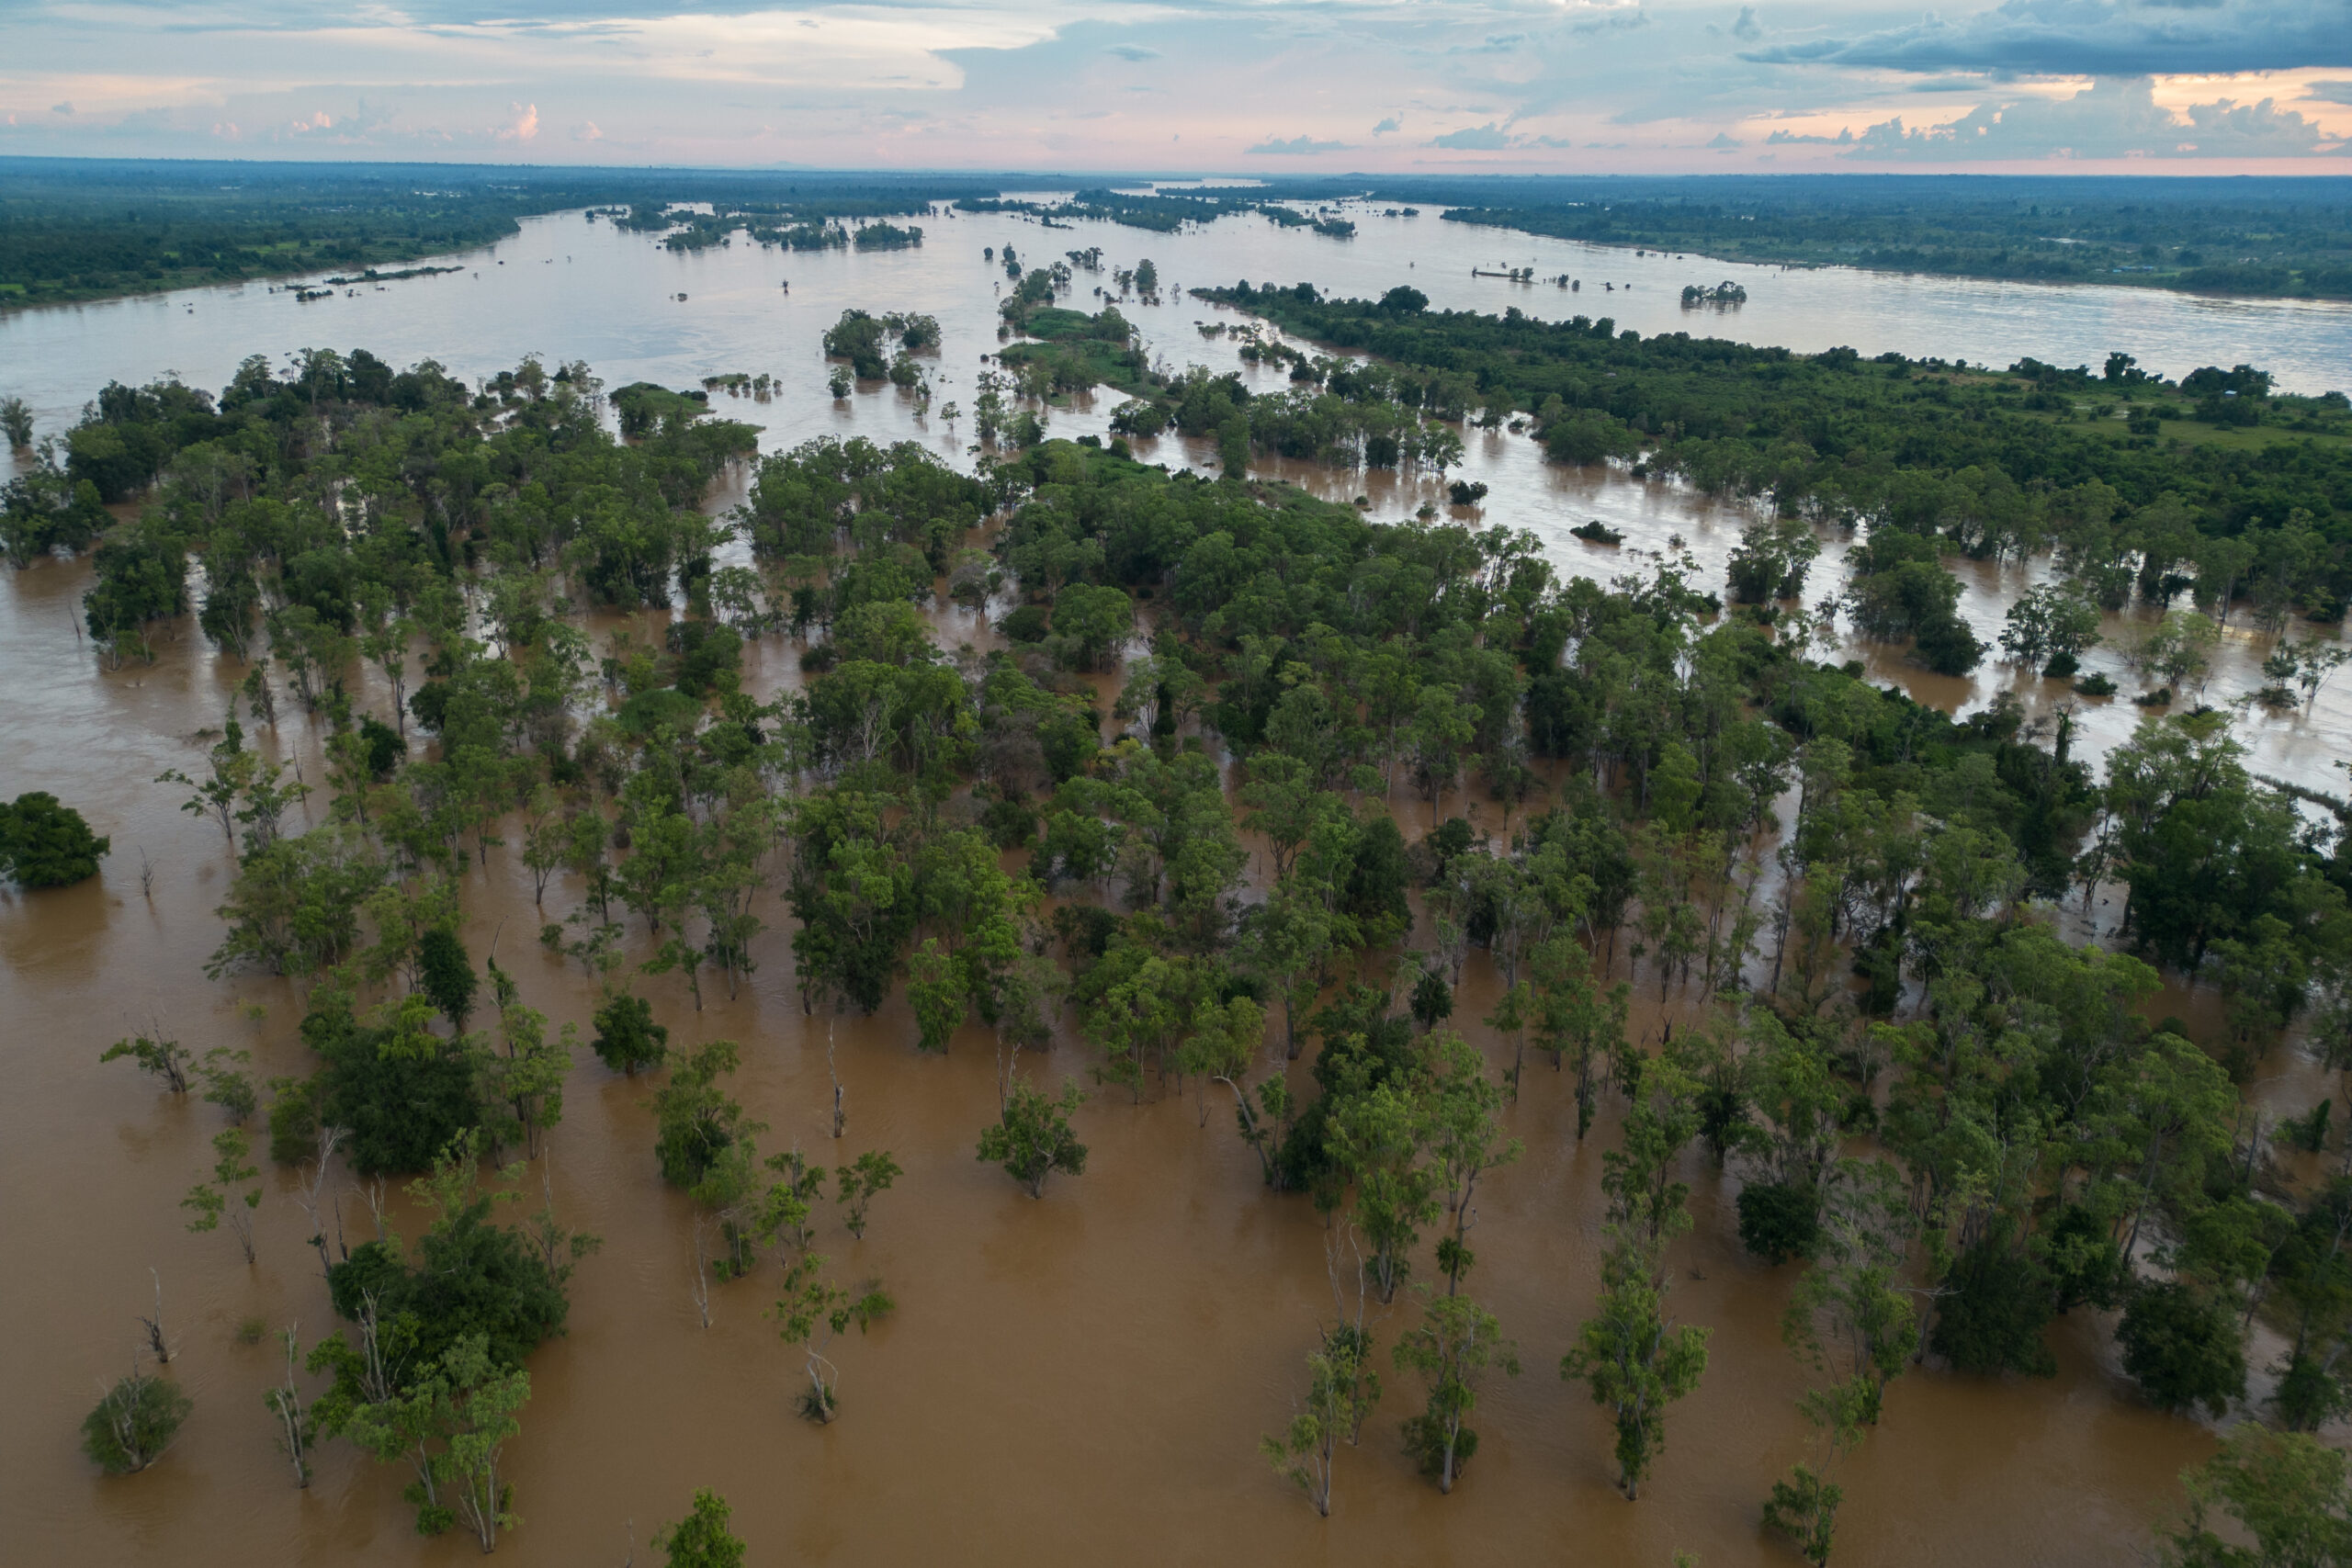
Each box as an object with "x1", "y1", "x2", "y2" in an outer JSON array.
[
  {"x1": 1392, "y1": 1285, "x2": 1518, "y2": 1495},
  {"x1": 1561, "y1": 1232, "x2": 1711, "y2": 1500}
]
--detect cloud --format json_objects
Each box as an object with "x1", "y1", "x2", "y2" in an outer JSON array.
[
  {"x1": 1766, "y1": 126, "x2": 1858, "y2": 143},
  {"x1": 51, "y1": 101, "x2": 74, "y2": 116},
  {"x1": 1569, "y1": 7, "x2": 1652, "y2": 35},
  {"x1": 1423, "y1": 117, "x2": 1581, "y2": 152},
  {"x1": 1742, "y1": 0, "x2": 2352, "y2": 78},
  {"x1": 1429, "y1": 120, "x2": 1511, "y2": 149},
  {"x1": 1707, "y1": 130, "x2": 1743, "y2": 148},
  {"x1": 1449, "y1": 32, "x2": 1527, "y2": 54},
  {"x1": 1247, "y1": 134, "x2": 1352, "y2": 153},
  {"x1": 16, "y1": 0, "x2": 2330, "y2": 172},
  {"x1": 1845, "y1": 75, "x2": 2340, "y2": 159}
]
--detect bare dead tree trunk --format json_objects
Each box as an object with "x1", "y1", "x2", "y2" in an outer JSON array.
[
  {"x1": 294, "y1": 1125, "x2": 345, "y2": 1280},
  {"x1": 267, "y1": 1326, "x2": 311, "y2": 1487},
  {"x1": 136, "y1": 1269, "x2": 173, "y2": 1364},
  {"x1": 829, "y1": 1025, "x2": 846, "y2": 1139},
  {"x1": 229, "y1": 1197, "x2": 258, "y2": 1266},
  {"x1": 691, "y1": 1219, "x2": 712, "y2": 1329}
]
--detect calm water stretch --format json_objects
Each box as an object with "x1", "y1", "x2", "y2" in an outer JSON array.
[{"x1": 2, "y1": 197, "x2": 2346, "y2": 1567}]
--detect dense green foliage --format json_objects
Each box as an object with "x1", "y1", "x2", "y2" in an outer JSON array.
[
  {"x1": 2161, "y1": 1424, "x2": 2352, "y2": 1565},
  {"x1": 22, "y1": 345, "x2": 752, "y2": 668},
  {"x1": 590, "y1": 992, "x2": 669, "y2": 1074},
  {"x1": 655, "y1": 1489, "x2": 747, "y2": 1568},
  {"x1": 306, "y1": 1137, "x2": 591, "y2": 1543},
  {"x1": 80, "y1": 1372, "x2": 192, "y2": 1474},
  {"x1": 325, "y1": 1142, "x2": 581, "y2": 1370},
  {"x1": 0, "y1": 790, "x2": 109, "y2": 887},
  {"x1": 1233, "y1": 174, "x2": 2352, "y2": 299},
  {"x1": 1199, "y1": 283, "x2": 2352, "y2": 626},
  {"x1": 959, "y1": 185, "x2": 1290, "y2": 234},
  {"x1": 2120, "y1": 1280, "x2": 2247, "y2": 1418},
  {"x1": 0, "y1": 159, "x2": 1006, "y2": 307}
]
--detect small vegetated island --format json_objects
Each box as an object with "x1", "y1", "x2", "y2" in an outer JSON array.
[
  {"x1": 616, "y1": 207, "x2": 929, "y2": 254},
  {"x1": 1680, "y1": 280, "x2": 1747, "y2": 308},
  {"x1": 12, "y1": 263, "x2": 2352, "y2": 1561}
]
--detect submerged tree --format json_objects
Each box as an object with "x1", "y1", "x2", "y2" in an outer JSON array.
[
  {"x1": 0, "y1": 790, "x2": 111, "y2": 887},
  {"x1": 101, "y1": 1032, "x2": 194, "y2": 1096},
  {"x1": 655, "y1": 1488, "x2": 747, "y2": 1568},
  {"x1": 431, "y1": 1335, "x2": 530, "y2": 1553},
  {"x1": 1561, "y1": 1233, "x2": 1712, "y2": 1500},
  {"x1": 265, "y1": 1327, "x2": 314, "y2": 1488},
  {"x1": 1392, "y1": 1284, "x2": 1517, "y2": 1495},
  {"x1": 81, "y1": 1366, "x2": 192, "y2": 1474},
  {"x1": 182, "y1": 1128, "x2": 262, "y2": 1264},
  {"x1": 1426, "y1": 1032, "x2": 1521, "y2": 1295},
  {"x1": 834, "y1": 1150, "x2": 902, "y2": 1239},
  {"x1": 1262, "y1": 1329, "x2": 1381, "y2": 1517},
  {"x1": 1762, "y1": 1376, "x2": 1873, "y2": 1566},
  {"x1": 590, "y1": 991, "x2": 669, "y2": 1075},
  {"x1": 1329, "y1": 1077, "x2": 1438, "y2": 1303},
  {"x1": 653, "y1": 1041, "x2": 753, "y2": 1189},
  {"x1": 771, "y1": 1254, "x2": 894, "y2": 1423},
  {"x1": 978, "y1": 1078, "x2": 1088, "y2": 1198},
  {"x1": 319, "y1": 1329, "x2": 529, "y2": 1547},
  {"x1": 2119, "y1": 1280, "x2": 2247, "y2": 1420},
  {"x1": 1782, "y1": 1161, "x2": 1919, "y2": 1427},
  {"x1": 2159, "y1": 1423, "x2": 2352, "y2": 1566}
]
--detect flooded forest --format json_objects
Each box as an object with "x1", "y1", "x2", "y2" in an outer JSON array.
[{"x1": 6, "y1": 199, "x2": 2352, "y2": 1568}]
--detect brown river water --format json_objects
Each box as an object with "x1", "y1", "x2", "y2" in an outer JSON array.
[{"x1": 4, "y1": 196, "x2": 2349, "y2": 1566}]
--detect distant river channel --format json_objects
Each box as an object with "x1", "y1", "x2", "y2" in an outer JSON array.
[{"x1": 6, "y1": 193, "x2": 2346, "y2": 800}]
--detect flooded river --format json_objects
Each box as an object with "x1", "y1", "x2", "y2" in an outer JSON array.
[
  {"x1": 6, "y1": 196, "x2": 2346, "y2": 799},
  {"x1": 3, "y1": 197, "x2": 2347, "y2": 1565}
]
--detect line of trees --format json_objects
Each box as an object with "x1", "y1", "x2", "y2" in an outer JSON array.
[{"x1": 1202, "y1": 285, "x2": 2352, "y2": 659}]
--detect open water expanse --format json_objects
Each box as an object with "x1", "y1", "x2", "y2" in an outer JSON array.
[{"x1": 3, "y1": 196, "x2": 2349, "y2": 1567}]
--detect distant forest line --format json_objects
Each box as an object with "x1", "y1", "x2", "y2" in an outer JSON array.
[
  {"x1": 0, "y1": 160, "x2": 1009, "y2": 310},
  {"x1": 1249, "y1": 175, "x2": 2352, "y2": 302},
  {"x1": 2, "y1": 161, "x2": 2347, "y2": 310}
]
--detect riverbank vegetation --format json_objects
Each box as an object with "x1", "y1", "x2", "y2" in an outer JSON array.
[
  {"x1": 0, "y1": 160, "x2": 1004, "y2": 309},
  {"x1": 30, "y1": 327, "x2": 2352, "y2": 1561},
  {"x1": 959, "y1": 186, "x2": 1255, "y2": 233},
  {"x1": 1197, "y1": 282, "x2": 2352, "y2": 666},
  {"x1": 1236, "y1": 174, "x2": 2352, "y2": 301},
  {"x1": 996, "y1": 302, "x2": 1471, "y2": 479}
]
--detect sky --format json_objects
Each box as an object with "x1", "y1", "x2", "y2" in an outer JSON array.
[{"x1": 2, "y1": 0, "x2": 2348, "y2": 172}]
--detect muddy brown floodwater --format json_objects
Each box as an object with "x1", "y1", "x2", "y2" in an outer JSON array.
[
  {"x1": 4, "y1": 197, "x2": 2345, "y2": 1566},
  {"x1": 3, "y1": 550, "x2": 2264, "y2": 1568}
]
